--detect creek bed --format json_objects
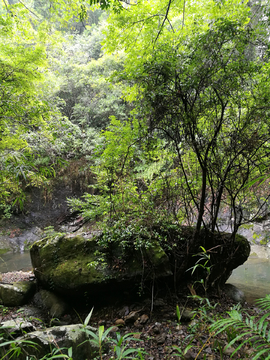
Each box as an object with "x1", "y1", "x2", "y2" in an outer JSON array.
[
  {"x1": 228, "y1": 256, "x2": 270, "y2": 303},
  {"x1": 0, "y1": 251, "x2": 32, "y2": 273}
]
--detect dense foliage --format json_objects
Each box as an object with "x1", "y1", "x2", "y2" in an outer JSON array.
[
  {"x1": 1, "y1": 0, "x2": 270, "y2": 278},
  {"x1": 69, "y1": 0, "x2": 270, "y2": 238}
]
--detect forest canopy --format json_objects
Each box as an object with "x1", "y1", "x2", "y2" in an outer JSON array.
[{"x1": 1, "y1": 0, "x2": 270, "y2": 247}]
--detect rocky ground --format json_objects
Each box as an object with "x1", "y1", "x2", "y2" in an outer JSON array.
[{"x1": 0, "y1": 271, "x2": 267, "y2": 359}]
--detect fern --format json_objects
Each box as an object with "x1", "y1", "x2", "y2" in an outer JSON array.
[{"x1": 210, "y1": 295, "x2": 270, "y2": 359}]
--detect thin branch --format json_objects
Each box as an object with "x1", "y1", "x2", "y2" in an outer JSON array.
[
  {"x1": 154, "y1": 0, "x2": 173, "y2": 44},
  {"x1": 18, "y1": 0, "x2": 40, "y2": 19},
  {"x1": 182, "y1": 0, "x2": 185, "y2": 29},
  {"x1": 2, "y1": 0, "x2": 10, "y2": 13}
]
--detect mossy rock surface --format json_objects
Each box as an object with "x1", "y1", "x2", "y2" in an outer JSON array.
[
  {"x1": 30, "y1": 234, "x2": 172, "y2": 301},
  {"x1": 30, "y1": 225, "x2": 250, "y2": 302},
  {"x1": 0, "y1": 281, "x2": 36, "y2": 306}
]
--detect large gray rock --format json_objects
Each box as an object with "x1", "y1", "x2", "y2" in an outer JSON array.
[
  {"x1": 30, "y1": 234, "x2": 172, "y2": 302},
  {"x1": 1, "y1": 324, "x2": 99, "y2": 360},
  {"x1": 1, "y1": 318, "x2": 36, "y2": 337},
  {"x1": 0, "y1": 227, "x2": 43, "y2": 253},
  {"x1": 0, "y1": 280, "x2": 36, "y2": 306}
]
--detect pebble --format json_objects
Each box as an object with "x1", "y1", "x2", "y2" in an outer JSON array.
[
  {"x1": 156, "y1": 332, "x2": 166, "y2": 344},
  {"x1": 1, "y1": 271, "x2": 35, "y2": 284},
  {"x1": 223, "y1": 344, "x2": 235, "y2": 355},
  {"x1": 139, "y1": 314, "x2": 149, "y2": 324},
  {"x1": 125, "y1": 311, "x2": 139, "y2": 323},
  {"x1": 115, "y1": 318, "x2": 125, "y2": 326}
]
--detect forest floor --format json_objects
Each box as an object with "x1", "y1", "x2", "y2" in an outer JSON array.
[{"x1": 0, "y1": 271, "x2": 264, "y2": 359}]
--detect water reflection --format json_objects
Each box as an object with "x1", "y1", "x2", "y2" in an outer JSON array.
[
  {"x1": 228, "y1": 257, "x2": 270, "y2": 303},
  {"x1": 0, "y1": 251, "x2": 32, "y2": 273}
]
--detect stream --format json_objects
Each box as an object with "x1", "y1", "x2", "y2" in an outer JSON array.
[
  {"x1": 228, "y1": 256, "x2": 270, "y2": 303},
  {"x1": 0, "y1": 251, "x2": 32, "y2": 273},
  {"x1": 0, "y1": 248, "x2": 270, "y2": 303}
]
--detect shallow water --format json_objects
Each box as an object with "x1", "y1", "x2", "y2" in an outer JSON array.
[
  {"x1": 228, "y1": 256, "x2": 270, "y2": 303},
  {"x1": 0, "y1": 251, "x2": 32, "y2": 273}
]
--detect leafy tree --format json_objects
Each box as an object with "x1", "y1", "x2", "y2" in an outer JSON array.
[
  {"x1": 0, "y1": 5, "x2": 54, "y2": 213},
  {"x1": 55, "y1": 22, "x2": 132, "y2": 129},
  {"x1": 67, "y1": 0, "x2": 270, "y2": 286}
]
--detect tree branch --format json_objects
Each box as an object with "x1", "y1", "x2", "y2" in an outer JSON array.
[{"x1": 154, "y1": 0, "x2": 173, "y2": 44}]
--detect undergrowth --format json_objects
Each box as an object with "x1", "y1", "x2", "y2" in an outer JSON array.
[{"x1": 1, "y1": 295, "x2": 270, "y2": 359}]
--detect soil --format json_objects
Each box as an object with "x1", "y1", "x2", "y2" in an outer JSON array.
[{"x1": 0, "y1": 271, "x2": 264, "y2": 359}]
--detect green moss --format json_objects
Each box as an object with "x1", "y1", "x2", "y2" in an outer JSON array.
[
  {"x1": 260, "y1": 238, "x2": 268, "y2": 245},
  {"x1": 235, "y1": 234, "x2": 251, "y2": 258},
  {"x1": 241, "y1": 224, "x2": 253, "y2": 230},
  {"x1": 0, "y1": 249, "x2": 10, "y2": 255},
  {"x1": 52, "y1": 257, "x2": 106, "y2": 286}
]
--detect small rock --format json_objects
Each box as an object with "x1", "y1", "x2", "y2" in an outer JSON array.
[
  {"x1": 0, "y1": 281, "x2": 35, "y2": 307},
  {"x1": 156, "y1": 332, "x2": 166, "y2": 344},
  {"x1": 154, "y1": 298, "x2": 166, "y2": 307},
  {"x1": 118, "y1": 306, "x2": 129, "y2": 317},
  {"x1": 204, "y1": 346, "x2": 212, "y2": 354},
  {"x1": 125, "y1": 311, "x2": 139, "y2": 323},
  {"x1": 180, "y1": 308, "x2": 195, "y2": 322},
  {"x1": 152, "y1": 322, "x2": 162, "y2": 334},
  {"x1": 223, "y1": 344, "x2": 235, "y2": 356},
  {"x1": 98, "y1": 319, "x2": 106, "y2": 326},
  {"x1": 224, "y1": 283, "x2": 245, "y2": 304},
  {"x1": 134, "y1": 319, "x2": 143, "y2": 328},
  {"x1": 33, "y1": 290, "x2": 69, "y2": 318},
  {"x1": 139, "y1": 314, "x2": 149, "y2": 324},
  {"x1": 109, "y1": 326, "x2": 119, "y2": 333},
  {"x1": 184, "y1": 349, "x2": 197, "y2": 359},
  {"x1": 115, "y1": 319, "x2": 125, "y2": 326}
]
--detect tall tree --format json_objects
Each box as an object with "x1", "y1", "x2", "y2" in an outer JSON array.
[
  {"x1": 0, "y1": 4, "x2": 58, "y2": 214},
  {"x1": 67, "y1": 0, "x2": 270, "y2": 284}
]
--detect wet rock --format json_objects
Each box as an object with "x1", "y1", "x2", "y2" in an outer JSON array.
[
  {"x1": 11, "y1": 324, "x2": 98, "y2": 360},
  {"x1": 0, "y1": 227, "x2": 43, "y2": 253},
  {"x1": 0, "y1": 280, "x2": 35, "y2": 306},
  {"x1": 33, "y1": 290, "x2": 69, "y2": 318},
  {"x1": 1, "y1": 318, "x2": 36, "y2": 336},
  {"x1": 30, "y1": 234, "x2": 172, "y2": 304},
  {"x1": 224, "y1": 283, "x2": 246, "y2": 304}
]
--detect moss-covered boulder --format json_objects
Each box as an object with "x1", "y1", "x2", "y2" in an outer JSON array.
[
  {"x1": 146, "y1": 224, "x2": 250, "y2": 289},
  {"x1": 0, "y1": 281, "x2": 36, "y2": 306},
  {"x1": 30, "y1": 234, "x2": 172, "y2": 303}
]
